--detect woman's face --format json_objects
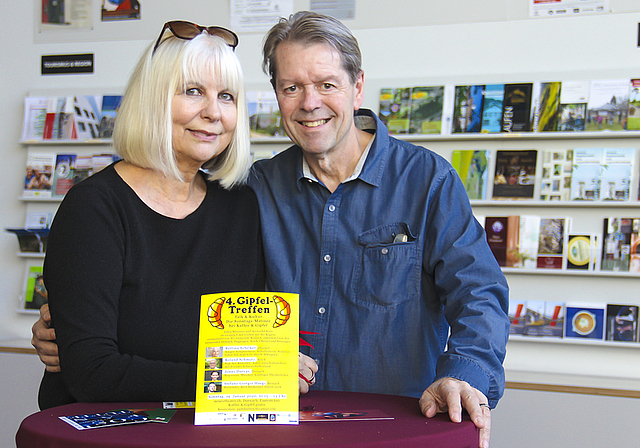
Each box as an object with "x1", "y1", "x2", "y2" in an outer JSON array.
[{"x1": 171, "y1": 77, "x2": 237, "y2": 173}]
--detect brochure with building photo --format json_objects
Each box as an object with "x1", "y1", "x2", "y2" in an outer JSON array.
[
  {"x1": 599, "y1": 148, "x2": 634, "y2": 202},
  {"x1": 481, "y1": 84, "x2": 504, "y2": 133},
  {"x1": 570, "y1": 148, "x2": 604, "y2": 201},
  {"x1": 195, "y1": 292, "x2": 299, "y2": 426},
  {"x1": 586, "y1": 79, "x2": 629, "y2": 131}
]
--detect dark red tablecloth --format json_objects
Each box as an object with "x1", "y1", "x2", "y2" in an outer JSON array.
[{"x1": 16, "y1": 390, "x2": 478, "y2": 448}]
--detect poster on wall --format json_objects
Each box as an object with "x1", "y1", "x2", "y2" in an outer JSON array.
[
  {"x1": 530, "y1": 0, "x2": 609, "y2": 18},
  {"x1": 101, "y1": 0, "x2": 141, "y2": 21},
  {"x1": 39, "y1": 0, "x2": 92, "y2": 30},
  {"x1": 230, "y1": 0, "x2": 293, "y2": 33},
  {"x1": 310, "y1": 0, "x2": 355, "y2": 20}
]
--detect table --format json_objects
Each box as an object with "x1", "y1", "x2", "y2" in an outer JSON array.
[{"x1": 16, "y1": 390, "x2": 478, "y2": 447}]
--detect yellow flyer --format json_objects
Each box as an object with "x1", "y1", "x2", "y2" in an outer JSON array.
[{"x1": 194, "y1": 292, "x2": 299, "y2": 425}]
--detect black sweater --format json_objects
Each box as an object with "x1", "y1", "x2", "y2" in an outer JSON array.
[{"x1": 39, "y1": 163, "x2": 265, "y2": 409}]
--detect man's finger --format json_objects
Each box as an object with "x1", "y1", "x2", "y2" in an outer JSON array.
[{"x1": 478, "y1": 404, "x2": 491, "y2": 448}]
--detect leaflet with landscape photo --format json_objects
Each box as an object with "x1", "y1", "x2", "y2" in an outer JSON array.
[{"x1": 195, "y1": 292, "x2": 299, "y2": 426}]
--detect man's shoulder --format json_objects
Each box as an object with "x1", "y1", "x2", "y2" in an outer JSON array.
[
  {"x1": 385, "y1": 135, "x2": 452, "y2": 172},
  {"x1": 249, "y1": 146, "x2": 299, "y2": 185}
]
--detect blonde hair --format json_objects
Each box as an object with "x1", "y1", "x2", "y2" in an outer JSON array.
[{"x1": 113, "y1": 32, "x2": 251, "y2": 188}]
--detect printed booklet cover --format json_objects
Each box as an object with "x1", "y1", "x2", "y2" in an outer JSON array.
[
  {"x1": 452, "y1": 85, "x2": 484, "y2": 133},
  {"x1": 565, "y1": 302, "x2": 606, "y2": 340},
  {"x1": 492, "y1": 149, "x2": 538, "y2": 199},
  {"x1": 194, "y1": 292, "x2": 299, "y2": 425},
  {"x1": 606, "y1": 304, "x2": 639, "y2": 342},
  {"x1": 451, "y1": 150, "x2": 490, "y2": 200},
  {"x1": 299, "y1": 409, "x2": 393, "y2": 422},
  {"x1": 60, "y1": 408, "x2": 176, "y2": 430},
  {"x1": 408, "y1": 86, "x2": 444, "y2": 134},
  {"x1": 539, "y1": 149, "x2": 573, "y2": 201}
]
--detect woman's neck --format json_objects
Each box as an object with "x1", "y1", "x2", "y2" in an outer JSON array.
[{"x1": 114, "y1": 161, "x2": 207, "y2": 219}]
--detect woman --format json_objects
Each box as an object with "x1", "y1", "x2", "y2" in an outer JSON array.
[{"x1": 37, "y1": 21, "x2": 264, "y2": 409}]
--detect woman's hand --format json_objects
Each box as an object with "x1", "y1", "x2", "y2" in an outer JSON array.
[
  {"x1": 31, "y1": 304, "x2": 60, "y2": 372},
  {"x1": 298, "y1": 352, "x2": 318, "y2": 394}
]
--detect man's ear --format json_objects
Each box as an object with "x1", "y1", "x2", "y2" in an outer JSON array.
[{"x1": 354, "y1": 70, "x2": 365, "y2": 110}]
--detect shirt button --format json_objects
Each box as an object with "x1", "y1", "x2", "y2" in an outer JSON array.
[
  {"x1": 323, "y1": 254, "x2": 331, "y2": 262},
  {"x1": 314, "y1": 358, "x2": 320, "y2": 366},
  {"x1": 381, "y1": 248, "x2": 389, "y2": 255},
  {"x1": 318, "y1": 307, "x2": 326, "y2": 314},
  {"x1": 328, "y1": 205, "x2": 336, "y2": 212}
]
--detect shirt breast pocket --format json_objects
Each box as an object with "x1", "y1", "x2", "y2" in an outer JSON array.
[{"x1": 352, "y1": 223, "x2": 421, "y2": 309}]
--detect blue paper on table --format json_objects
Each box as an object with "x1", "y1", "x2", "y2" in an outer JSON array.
[{"x1": 59, "y1": 410, "x2": 149, "y2": 430}]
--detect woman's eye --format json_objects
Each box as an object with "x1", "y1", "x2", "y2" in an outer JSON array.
[
  {"x1": 220, "y1": 92, "x2": 234, "y2": 102},
  {"x1": 185, "y1": 87, "x2": 202, "y2": 96}
]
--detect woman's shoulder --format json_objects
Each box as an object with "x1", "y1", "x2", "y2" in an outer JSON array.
[
  {"x1": 60, "y1": 162, "x2": 127, "y2": 205},
  {"x1": 202, "y1": 177, "x2": 259, "y2": 214}
]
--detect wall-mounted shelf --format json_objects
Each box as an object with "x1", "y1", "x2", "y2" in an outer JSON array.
[
  {"x1": 501, "y1": 268, "x2": 640, "y2": 278},
  {"x1": 470, "y1": 200, "x2": 640, "y2": 208},
  {"x1": 20, "y1": 139, "x2": 113, "y2": 145},
  {"x1": 16, "y1": 252, "x2": 45, "y2": 259},
  {"x1": 19, "y1": 197, "x2": 62, "y2": 203},
  {"x1": 509, "y1": 335, "x2": 640, "y2": 349},
  {"x1": 395, "y1": 130, "x2": 640, "y2": 142}
]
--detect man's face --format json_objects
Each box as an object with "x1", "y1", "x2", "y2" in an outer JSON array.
[{"x1": 273, "y1": 41, "x2": 364, "y2": 158}]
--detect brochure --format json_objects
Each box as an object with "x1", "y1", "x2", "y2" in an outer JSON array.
[
  {"x1": 194, "y1": 292, "x2": 299, "y2": 425},
  {"x1": 59, "y1": 408, "x2": 176, "y2": 430}
]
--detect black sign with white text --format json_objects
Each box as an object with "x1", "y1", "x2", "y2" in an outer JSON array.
[{"x1": 41, "y1": 54, "x2": 94, "y2": 75}]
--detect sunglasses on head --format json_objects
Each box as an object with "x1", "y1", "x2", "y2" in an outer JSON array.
[{"x1": 153, "y1": 20, "x2": 238, "y2": 54}]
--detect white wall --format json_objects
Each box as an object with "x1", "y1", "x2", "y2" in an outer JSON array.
[{"x1": 2, "y1": 1, "x2": 640, "y2": 446}]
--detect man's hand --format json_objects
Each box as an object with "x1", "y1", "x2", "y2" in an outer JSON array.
[
  {"x1": 419, "y1": 377, "x2": 491, "y2": 448},
  {"x1": 31, "y1": 304, "x2": 60, "y2": 372},
  {"x1": 298, "y1": 352, "x2": 318, "y2": 394}
]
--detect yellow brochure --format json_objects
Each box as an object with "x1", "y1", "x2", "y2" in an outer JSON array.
[{"x1": 194, "y1": 292, "x2": 299, "y2": 425}]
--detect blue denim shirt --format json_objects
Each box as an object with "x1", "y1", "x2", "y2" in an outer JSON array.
[{"x1": 249, "y1": 109, "x2": 509, "y2": 407}]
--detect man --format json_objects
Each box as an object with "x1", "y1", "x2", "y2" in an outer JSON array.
[
  {"x1": 32, "y1": 11, "x2": 508, "y2": 448},
  {"x1": 250, "y1": 11, "x2": 508, "y2": 447}
]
